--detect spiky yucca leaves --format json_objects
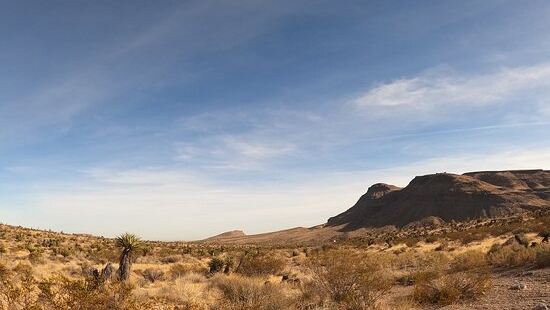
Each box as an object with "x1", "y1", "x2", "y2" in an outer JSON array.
[{"x1": 115, "y1": 233, "x2": 143, "y2": 281}]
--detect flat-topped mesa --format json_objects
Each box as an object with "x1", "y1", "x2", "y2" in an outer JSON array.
[{"x1": 327, "y1": 170, "x2": 550, "y2": 231}]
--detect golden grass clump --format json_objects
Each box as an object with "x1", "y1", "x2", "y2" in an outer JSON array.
[
  {"x1": 487, "y1": 242, "x2": 550, "y2": 268},
  {"x1": 210, "y1": 274, "x2": 293, "y2": 310},
  {"x1": 235, "y1": 252, "x2": 286, "y2": 276},
  {"x1": 304, "y1": 248, "x2": 393, "y2": 309},
  {"x1": 450, "y1": 250, "x2": 488, "y2": 272},
  {"x1": 413, "y1": 271, "x2": 491, "y2": 305}
]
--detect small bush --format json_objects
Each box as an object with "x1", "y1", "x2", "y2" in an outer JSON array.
[
  {"x1": 160, "y1": 255, "x2": 181, "y2": 264},
  {"x1": 487, "y1": 243, "x2": 537, "y2": 267},
  {"x1": 514, "y1": 233, "x2": 530, "y2": 247},
  {"x1": 450, "y1": 250, "x2": 488, "y2": 272},
  {"x1": 413, "y1": 271, "x2": 491, "y2": 305},
  {"x1": 425, "y1": 236, "x2": 438, "y2": 243},
  {"x1": 307, "y1": 249, "x2": 392, "y2": 309},
  {"x1": 209, "y1": 257, "x2": 225, "y2": 273},
  {"x1": 535, "y1": 244, "x2": 550, "y2": 268},
  {"x1": 236, "y1": 252, "x2": 286, "y2": 276},
  {"x1": 141, "y1": 268, "x2": 165, "y2": 283},
  {"x1": 211, "y1": 275, "x2": 292, "y2": 310}
]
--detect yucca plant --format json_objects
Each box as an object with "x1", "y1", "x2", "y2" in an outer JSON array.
[{"x1": 115, "y1": 233, "x2": 143, "y2": 281}]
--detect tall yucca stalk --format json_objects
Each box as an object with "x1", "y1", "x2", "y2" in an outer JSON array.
[{"x1": 115, "y1": 233, "x2": 143, "y2": 281}]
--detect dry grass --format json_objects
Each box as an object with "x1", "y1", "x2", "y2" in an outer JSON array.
[
  {"x1": 0, "y1": 218, "x2": 549, "y2": 309},
  {"x1": 210, "y1": 275, "x2": 293, "y2": 310},
  {"x1": 235, "y1": 252, "x2": 286, "y2": 276},
  {"x1": 486, "y1": 243, "x2": 550, "y2": 268},
  {"x1": 304, "y1": 249, "x2": 393, "y2": 309},
  {"x1": 413, "y1": 271, "x2": 491, "y2": 305}
]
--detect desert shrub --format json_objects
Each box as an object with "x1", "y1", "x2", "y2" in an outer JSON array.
[
  {"x1": 91, "y1": 247, "x2": 118, "y2": 264},
  {"x1": 141, "y1": 268, "x2": 165, "y2": 283},
  {"x1": 403, "y1": 238, "x2": 420, "y2": 247},
  {"x1": 450, "y1": 250, "x2": 488, "y2": 272},
  {"x1": 156, "y1": 277, "x2": 210, "y2": 310},
  {"x1": 160, "y1": 255, "x2": 181, "y2": 264},
  {"x1": 0, "y1": 259, "x2": 149, "y2": 310},
  {"x1": 534, "y1": 244, "x2": 550, "y2": 268},
  {"x1": 27, "y1": 245, "x2": 45, "y2": 264},
  {"x1": 513, "y1": 233, "x2": 530, "y2": 247},
  {"x1": 0, "y1": 263, "x2": 39, "y2": 309},
  {"x1": 307, "y1": 249, "x2": 392, "y2": 309},
  {"x1": 53, "y1": 246, "x2": 72, "y2": 258},
  {"x1": 236, "y1": 252, "x2": 286, "y2": 276},
  {"x1": 425, "y1": 236, "x2": 438, "y2": 244},
  {"x1": 211, "y1": 275, "x2": 292, "y2": 310},
  {"x1": 223, "y1": 256, "x2": 235, "y2": 273},
  {"x1": 209, "y1": 257, "x2": 226, "y2": 273},
  {"x1": 487, "y1": 243, "x2": 537, "y2": 267},
  {"x1": 140, "y1": 245, "x2": 152, "y2": 256},
  {"x1": 391, "y1": 251, "x2": 448, "y2": 271},
  {"x1": 413, "y1": 271, "x2": 491, "y2": 305},
  {"x1": 170, "y1": 263, "x2": 201, "y2": 279},
  {"x1": 39, "y1": 275, "x2": 149, "y2": 309},
  {"x1": 444, "y1": 230, "x2": 488, "y2": 245},
  {"x1": 434, "y1": 242, "x2": 447, "y2": 251},
  {"x1": 0, "y1": 242, "x2": 6, "y2": 255}
]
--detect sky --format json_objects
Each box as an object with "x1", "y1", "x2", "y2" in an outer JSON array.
[{"x1": 1, "y1": 0, "x2": 550, "y2": 240}]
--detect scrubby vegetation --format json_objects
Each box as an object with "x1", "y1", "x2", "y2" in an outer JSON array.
[{"x1": 0, "y1": 216, "x2": 549, "y2": 309}]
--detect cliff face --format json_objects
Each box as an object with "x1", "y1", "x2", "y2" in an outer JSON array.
[{"x1": 327, "y1": 170, "x2": 550, "y2": 230}]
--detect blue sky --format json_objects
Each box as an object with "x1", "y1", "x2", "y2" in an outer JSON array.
[{"x1": 1, "y1": 0, "x2": 550, "y2": 240}]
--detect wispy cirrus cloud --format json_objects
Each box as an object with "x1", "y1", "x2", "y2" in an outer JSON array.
[
  {"x1": 174, "y1": 136, "x2": 296, "y2": 171},
  {"x1": 354, "y1": 63, "x2": 550, "y2": 108}
]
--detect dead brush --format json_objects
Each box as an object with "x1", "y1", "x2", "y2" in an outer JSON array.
[
  {"x1": 306, "y1": 249, "x2": 392, "y2": 309},
  {"x1": 235, "y1": 252, "x2": 286, "y2": 276},
  {"x1": 141, "y1": 268, "x2": 165, "y2": 283},
  {"x1": 487, "y1": 243, "x2": 537, "y2": 267},
  {"x1": 210, "y1": 275, "x2": 293, "y2": 310},
  {"x1": 449, "y1": 250, "x2": 488, "y2": 272},
  {"x1": 413, "y1": 271, "x2": 491, "y2": 305}
]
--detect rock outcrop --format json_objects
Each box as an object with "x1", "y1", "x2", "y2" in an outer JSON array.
[{"x1": 327, "y1": 170, "x2": 549, "y2": 230}]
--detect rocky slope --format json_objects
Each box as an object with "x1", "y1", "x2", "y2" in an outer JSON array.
[{"x1": 327, "y1": 169, "x2": 550, "y2": 230}]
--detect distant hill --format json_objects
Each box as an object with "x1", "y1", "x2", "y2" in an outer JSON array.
[
  {"x1": 327, "y1": 169, "x2": 549, "y2": 230},
  {"x1": 204, "y1": 230, "x2": 246, "y2": 241},
  {"x1": 202, "y1": 169, "x2": 549, "y2": 245}
]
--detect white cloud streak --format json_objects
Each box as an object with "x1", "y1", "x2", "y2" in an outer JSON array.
[{"x1": 354, "y1": 63, "x2": 550, "y2": 107}]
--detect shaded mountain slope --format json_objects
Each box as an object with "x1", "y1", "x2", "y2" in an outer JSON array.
[{"x1": 328, "y1": 170, "x2": 550, "y2": 231}]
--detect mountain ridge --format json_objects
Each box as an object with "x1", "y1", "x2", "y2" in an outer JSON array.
[{"x1": 203, "y1": 169, "x2": 549, "y2": 244}]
